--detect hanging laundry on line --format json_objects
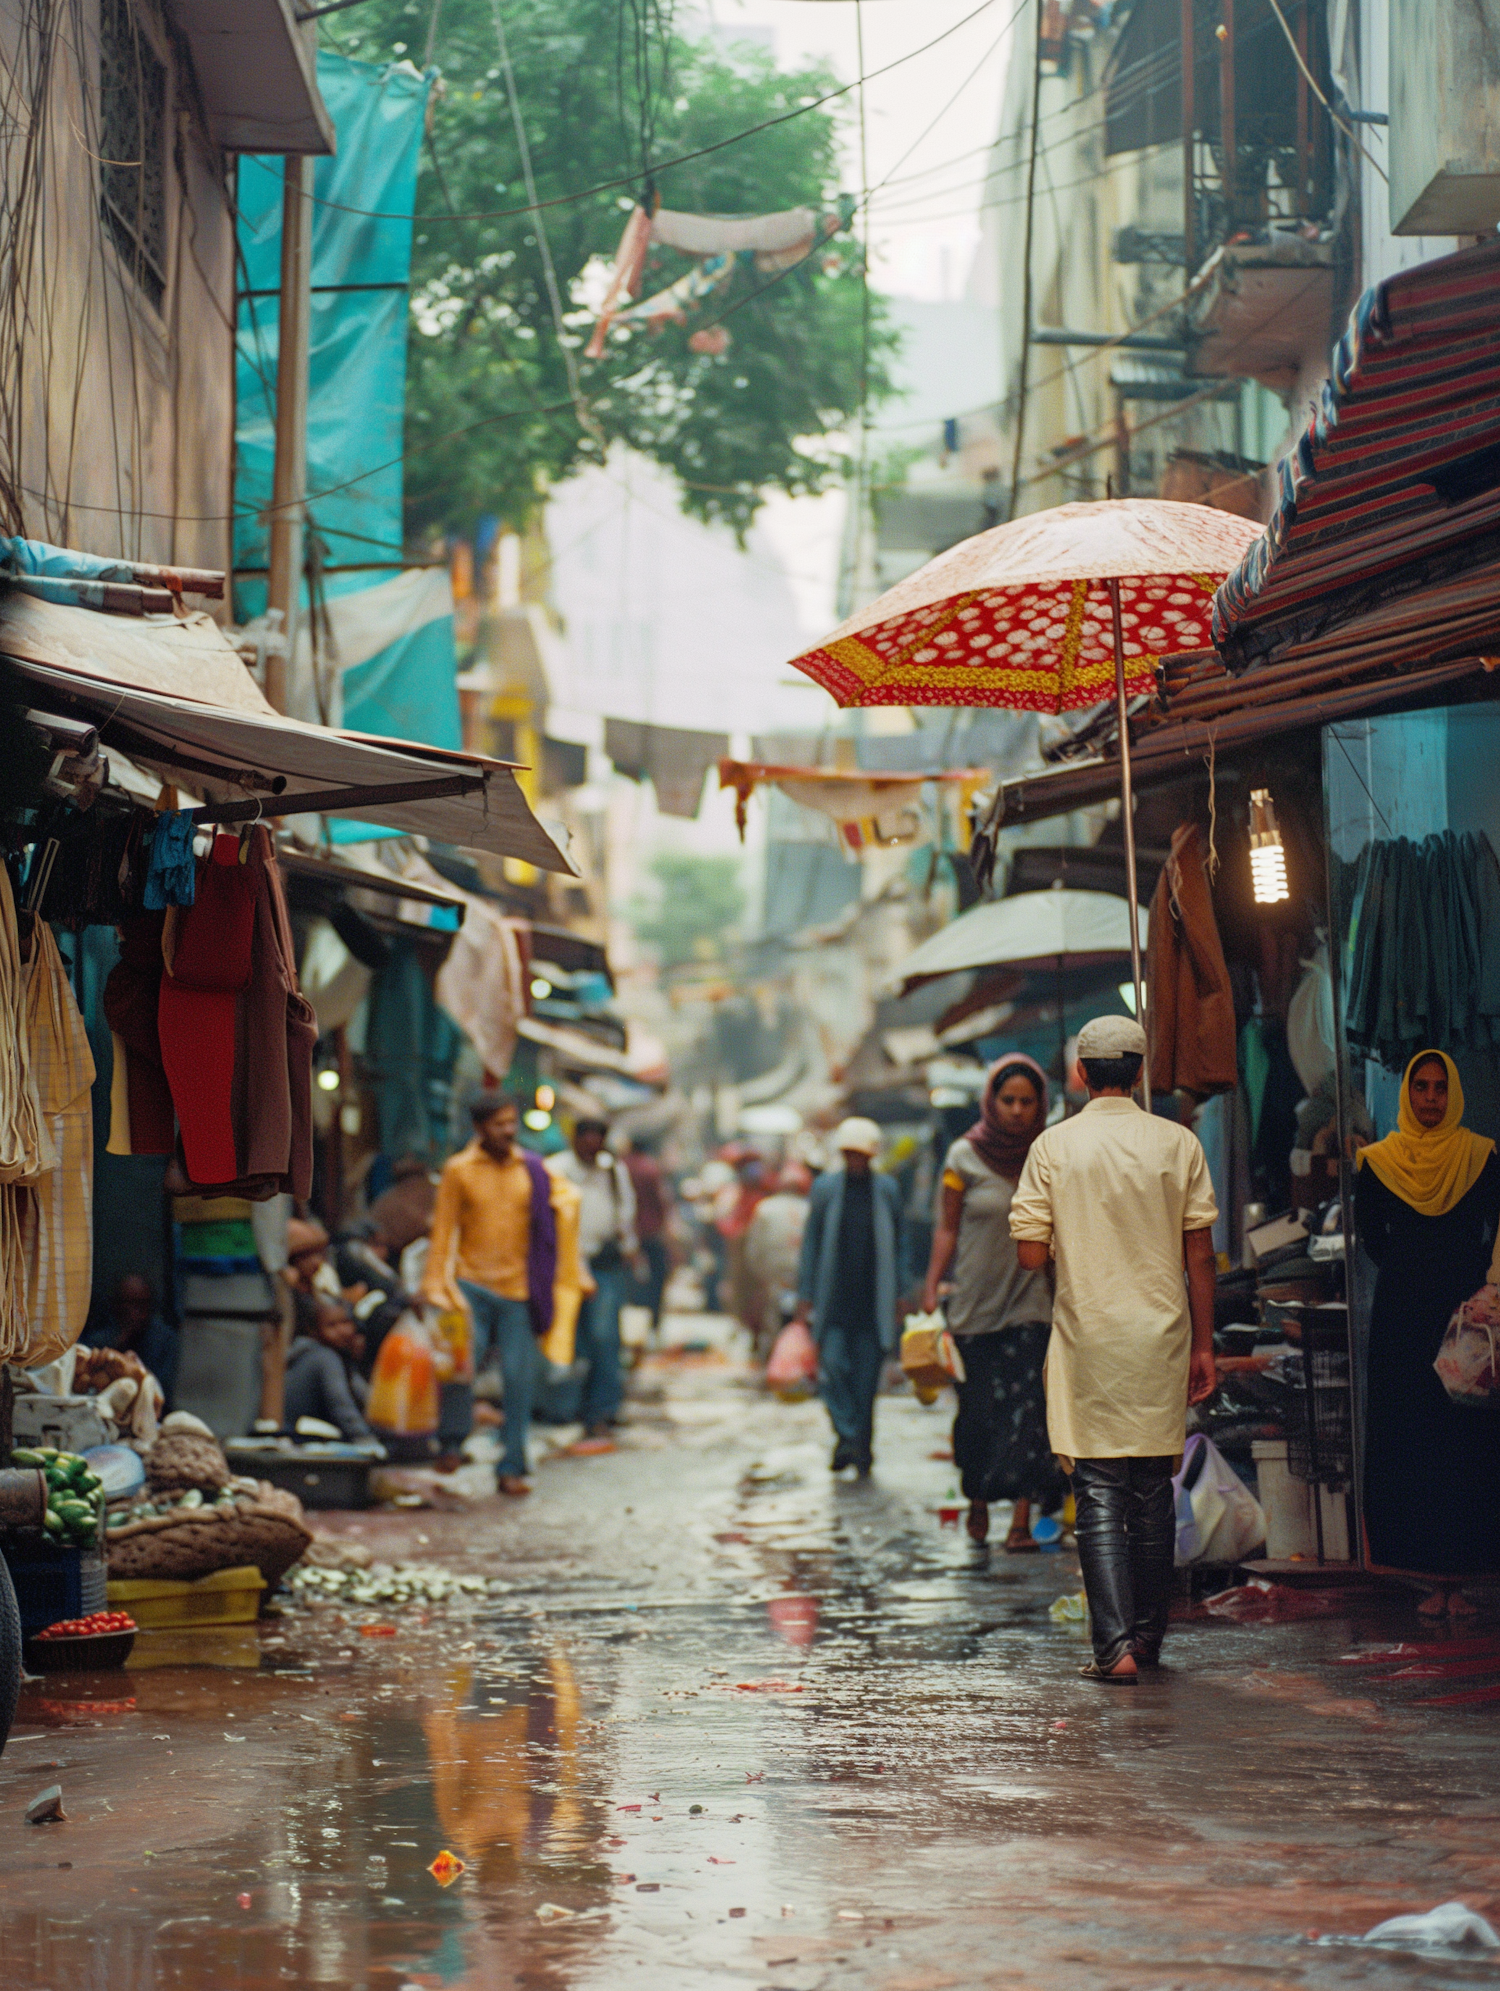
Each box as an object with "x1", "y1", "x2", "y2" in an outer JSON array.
[{"x1": 585, "y1": 201, "x2": 851, "y2": 357}]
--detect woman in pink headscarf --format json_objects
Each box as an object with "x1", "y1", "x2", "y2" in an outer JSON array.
[{"x1": 922, "y1": 1055, "x2": 1062, "y2": 1547}]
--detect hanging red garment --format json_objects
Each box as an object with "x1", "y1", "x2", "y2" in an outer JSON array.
[
  {"x1": 158, "y1": 834, "x2": 255, "y2": 1185},
  {"x1": 103, "y1": 911, "x2": 175, "y2": 1155}
]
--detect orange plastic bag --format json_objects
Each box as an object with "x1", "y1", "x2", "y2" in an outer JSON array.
[
  {"x1": 766, "y1": 1319, "x2": 818, "y2": 1400},
  {"x1": 366, "y1": 1310, "x2": 439, "y2": 1437}
]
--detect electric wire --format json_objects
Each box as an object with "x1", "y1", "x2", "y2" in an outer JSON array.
[
  {"x1": 1005, "y1": 0, "x2": 1042, "y2": 521},
  {"x1": 239, "y1": 0, "x2": 1009, "y2": 228}
]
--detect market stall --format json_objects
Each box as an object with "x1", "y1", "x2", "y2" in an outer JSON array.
[{"x1": 0, "y1": 543, "x2": 575, "y2": 1692}]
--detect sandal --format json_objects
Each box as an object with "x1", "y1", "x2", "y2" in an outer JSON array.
[
  {"x1": 1079, "y1": 1656, "x2": 1137, "y2": 1685},
  {"x1": 1004, "y1": 1528, "x2": 1040, "y2": 1554}
]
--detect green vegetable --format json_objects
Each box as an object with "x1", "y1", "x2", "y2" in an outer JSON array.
[
  {"x1": 42, "y1": 1510, "x2": 63, "y2": 1534},
  {"x1": 9, "y1": 1448, "x2": 46, "y2": 1467}
]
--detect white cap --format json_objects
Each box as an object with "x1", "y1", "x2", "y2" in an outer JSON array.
[
  {"x1": 1076, "y1": 1014, "x2": 1147, "y2": 1060},
  {"x1": 834, "y1": 1115, "x2": 882, "y2": 1156}
]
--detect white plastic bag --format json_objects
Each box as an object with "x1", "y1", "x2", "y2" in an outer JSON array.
[{"x1": 1173, "y1": 1433, "x2": 1265, "y2": 1564}]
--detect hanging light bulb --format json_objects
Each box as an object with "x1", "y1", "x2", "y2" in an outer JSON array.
[{"x1": 1249, "y1": 788, "x2": 1290, "y2": 905}]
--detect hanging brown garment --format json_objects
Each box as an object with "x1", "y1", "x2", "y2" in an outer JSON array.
[
  {"x1": 231, "y1": 828, "x2": 315, "y2": 1201},
  {"x1": 1147, "y1": 822, "x2": 1238, "y2": 1099},
  {"x1": 103, "y1": 911, "x2": 176, "y2": 1156}
]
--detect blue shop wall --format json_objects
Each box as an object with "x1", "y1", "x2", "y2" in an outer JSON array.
[{"x1": 1327, "y1": 704, "x2": 1500, "y2": 1147}]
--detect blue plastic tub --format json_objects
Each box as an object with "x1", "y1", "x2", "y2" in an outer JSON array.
[{"x1": 0, "y1": 1539, "x2": 108, "y2": 1637}]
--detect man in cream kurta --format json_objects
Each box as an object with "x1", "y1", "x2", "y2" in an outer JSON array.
[{"x1": 1010, "y1": 1015, "x2": 1218, "y2": 1682}]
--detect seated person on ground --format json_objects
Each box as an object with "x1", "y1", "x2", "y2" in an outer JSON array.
[{"x1": 284, "y1": 1300, "x2": 378, "y2": 1445}]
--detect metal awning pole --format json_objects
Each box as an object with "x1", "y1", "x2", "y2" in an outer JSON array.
[
  {"x1": 1108, "y1": 576, "x2": 1150, "y2": 1104},
  {"x1": 266, "y1": 156, "x2": 313, "y2": 714}
]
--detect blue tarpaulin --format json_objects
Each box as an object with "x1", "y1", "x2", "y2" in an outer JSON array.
[{"x1": 234, "y1": 50, "x2": 460, "y2": 770}]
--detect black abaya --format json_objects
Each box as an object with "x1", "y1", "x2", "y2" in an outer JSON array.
[{"x1": 1355, "y1": 1152, "x2": 1500, "y2": 1574}]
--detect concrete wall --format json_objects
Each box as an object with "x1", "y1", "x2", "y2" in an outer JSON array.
[{"x1": 0, "y1": 0, "x2": 235, "y2": 576}]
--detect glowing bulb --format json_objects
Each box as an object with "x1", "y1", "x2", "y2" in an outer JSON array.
[
  {"x1": 530, "y1": 977, "x2": 552, "y2": 999},
  {"x1": 523, "y1": 1108, "x2": 552, "y2": 1131},
  {"x1": 535, "y1": 1084, "x2": 556, "y2": 1110},
  {"x1": 316, "y1": 1068, "x2": 341, "y2": 1092},
  {"x1": 1248, "y1": 788, "x2": 1290, "y2": 905}
]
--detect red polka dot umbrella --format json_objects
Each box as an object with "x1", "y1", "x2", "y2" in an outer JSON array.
[{"x1": 787, "y1": 498, "x2": 1265, "y2": 1095}]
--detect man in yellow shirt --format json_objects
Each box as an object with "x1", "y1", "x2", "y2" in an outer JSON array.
[
  {"x1": 1011, "y1": 1016, "x2": 1218, "y2": 1683},
  {"x1": 424, "y1": 1093, "x2": 559, "y2": 1495}
]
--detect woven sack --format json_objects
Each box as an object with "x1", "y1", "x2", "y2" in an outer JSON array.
[
  {"x1": 106, "y1": 1482, "x2": 311, "y2": 1586},
  {"x1": 146, "y1": 1430, "x2": 230, "y2": 1494}
]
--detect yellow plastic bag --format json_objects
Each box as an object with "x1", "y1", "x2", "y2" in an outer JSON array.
[
  {"x1": 427, "y1": 1298, "x2": 473, "y2": 1385},
  {"x1": 900, "y1": 1310, "x2": 966, "y2": 1406}
]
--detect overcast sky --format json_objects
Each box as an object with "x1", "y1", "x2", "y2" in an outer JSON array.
[{"x1": 703, "y1": 0, "x2": 1015, "y2": 301}]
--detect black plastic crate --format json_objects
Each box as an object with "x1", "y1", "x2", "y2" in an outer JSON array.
[
  {"x1": 225, "y1": 1448, "x2": 374, "y2": 1510},
  {"x1": 1285, "y1": 1313, "x2": 1353, "y2": 1490}
]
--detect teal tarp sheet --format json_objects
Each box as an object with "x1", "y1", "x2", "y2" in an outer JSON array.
[
  {"x1": 235, "y1": 50, "x2": 429, "y2": 583},
  {"x1": 233, "y1": 51, "x2": 461, "y2": 785}
]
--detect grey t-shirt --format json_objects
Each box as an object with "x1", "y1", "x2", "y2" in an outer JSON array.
[{"x1": 940, "y1": 1136, "x2": 1052, "y2": 1336}]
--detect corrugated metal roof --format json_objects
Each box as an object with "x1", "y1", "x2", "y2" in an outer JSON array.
[{"x1": 1213, "y1": 238, "x2": 1500, "y2": 674}]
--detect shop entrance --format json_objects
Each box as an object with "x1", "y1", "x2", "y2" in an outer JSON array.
[{"x1": 1325, "y1": 705, "x2": 1500, "y2": 1580}]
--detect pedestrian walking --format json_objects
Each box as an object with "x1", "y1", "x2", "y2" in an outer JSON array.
[
  {"x1": 423, "y1": 1092, "x2": 559, "y2": 1496},
  {"x1": 1009, "y1": 1017, "x2": 1218, "y2": 1683},
  {"x1": 921, "y1": 1055, "x2": 1061, "y2": 1549},
  {"x1": 796, "y1": 1118, "x2": 903, "y2": 1475},
  {"x1": 551, "y1": 1117, "x2": 637, "y2": 1449},
  {"x1": 623, "y1": 1135, "x2": 673, "y2": 1335},
  {"x1": 744, "y1": 1162, "x2": 811, "y2": 1359}
]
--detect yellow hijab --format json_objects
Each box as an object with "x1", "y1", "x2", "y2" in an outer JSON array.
[{"x1": 1356, "y1": 1050, "x2": 1495, "y2": 1217}]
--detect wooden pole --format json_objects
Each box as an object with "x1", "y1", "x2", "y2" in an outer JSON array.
[
  {"x1": 266, "y1": 156, "x2": 313, "y2": 714},
  {"x1": 1108, "y1": 577, "x2": 1150, "y2": 1105}
]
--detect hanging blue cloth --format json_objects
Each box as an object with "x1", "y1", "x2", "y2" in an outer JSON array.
[{"x1": 142, "y1": 812, "x2": 197, "y2": 909}]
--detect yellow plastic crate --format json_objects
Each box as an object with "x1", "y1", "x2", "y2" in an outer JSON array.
[{"x1": 107, "y1": 1564, "x2": 265, "y2": 1629}]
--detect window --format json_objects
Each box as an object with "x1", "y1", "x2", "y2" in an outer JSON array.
[{"x1": 98, "y1": 0, "x2": 167, "y2": 310}]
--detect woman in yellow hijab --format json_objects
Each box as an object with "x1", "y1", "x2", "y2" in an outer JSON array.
[{"x1": 1354, "y1": 1051, "x2": 1500, "y2": 1588}]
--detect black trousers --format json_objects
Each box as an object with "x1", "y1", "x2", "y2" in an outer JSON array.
[{"x1": 1069, "y1": 1456, "x2": 1176, "y2": 1669}]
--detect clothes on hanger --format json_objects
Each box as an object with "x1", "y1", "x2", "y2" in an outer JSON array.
[
  {"x1": 1147, "y1": 822, "x2": 1238, "y2": 1099},
  {"x1": 1346, "y1": 830, "x2": 1500, "y2": 1066}
]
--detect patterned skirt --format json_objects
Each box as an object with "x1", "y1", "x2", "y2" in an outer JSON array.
[{"x1": 951, "y1": 1321, "x2": 1064, "y2": 1507}]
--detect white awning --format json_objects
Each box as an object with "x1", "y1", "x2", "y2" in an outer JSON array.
[
  {"x1": 517, "y1": 1015, "x2": 654, "y2": 1080},
  {"x1": 2, "y1": 594, "x2": 572, "y2": 875}
]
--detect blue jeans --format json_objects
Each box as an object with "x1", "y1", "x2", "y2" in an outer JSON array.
[
  {"x1": 818, "y1": 1321, "x2": 884, "y2": 1464},
  {"x1": 578, "y1": 1259, "x2": 627, "y2": 1427},
  {"x1": 457, "y1": 1283, "x2": 537, "y2": 1479}
]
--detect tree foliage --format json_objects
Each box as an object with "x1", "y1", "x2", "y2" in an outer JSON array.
[
  {"x1": 632, "y1": 853, "x2": 745, "y2": 969},
  {"x1": 324, "y1": 0, "x2": 893, "y2": 542}
]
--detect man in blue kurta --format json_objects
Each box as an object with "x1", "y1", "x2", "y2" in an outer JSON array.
[{"x1": 796, "y1": 1118, "x2": 903, "y2": 1475}]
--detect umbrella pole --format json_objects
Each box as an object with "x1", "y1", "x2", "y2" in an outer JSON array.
[
  {"x1": 1056, "y1": 953, "x2": 1067, "y2": 1114},
  {"x1": 1108, "y1": 577, "x2": 1151, "y2": 1105}
]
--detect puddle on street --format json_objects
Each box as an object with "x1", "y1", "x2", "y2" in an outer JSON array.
[{"x1": 3, "y1": 1377, "x2": 1500, "y2": 1990}]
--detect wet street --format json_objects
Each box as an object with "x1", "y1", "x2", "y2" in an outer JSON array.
[{"x1": 3, "y1": 1320, "x2": 1500, "y2": 1991}]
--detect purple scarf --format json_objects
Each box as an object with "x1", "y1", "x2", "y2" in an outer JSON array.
[
  {"x1": 965, "y1": 1053, "x2": 1049, "y2": 1181},
  {"x1": 521, "y1": 1149, "x2": 558, "y2": 1337}
]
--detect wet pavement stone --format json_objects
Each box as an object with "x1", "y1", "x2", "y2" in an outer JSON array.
[{"x1": 2, "y1": 1322, "x2": 1499, "y2": 1988}]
